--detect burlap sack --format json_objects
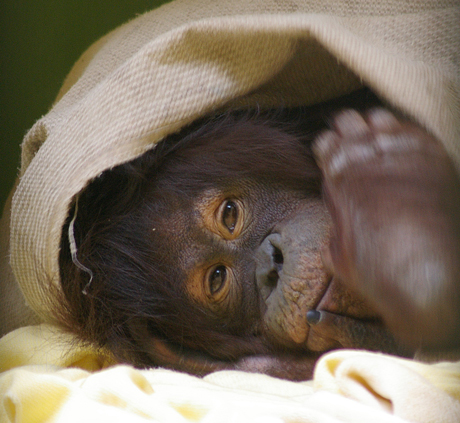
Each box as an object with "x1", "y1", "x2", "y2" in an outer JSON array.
[{"x1": 1, "y1": 0, "x2": 459, "y2": 333}]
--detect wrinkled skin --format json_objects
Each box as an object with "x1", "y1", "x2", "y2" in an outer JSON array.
[
  {"x1": 314, "y1": 109, "x2": 460, "y2": 351},
  {"x1": 59, "y1": 100, "x2": 460, "y2": 381}
]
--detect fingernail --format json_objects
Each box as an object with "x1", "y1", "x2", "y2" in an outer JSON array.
[{"x1": 306, "y1": 310, "x2": 321, "y2": 325}]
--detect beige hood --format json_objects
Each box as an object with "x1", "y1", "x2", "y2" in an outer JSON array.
[{"x1": 4, "y1": 0, "x2": 460, "y2": 328}]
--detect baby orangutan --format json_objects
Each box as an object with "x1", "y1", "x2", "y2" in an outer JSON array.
[{"x1": 58, "y1": 91, "x2": 460, "y2": 381}]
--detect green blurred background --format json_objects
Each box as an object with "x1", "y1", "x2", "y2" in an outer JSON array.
[{"x1": 0, "y1": 0, "x2": 170, "y2": 212}]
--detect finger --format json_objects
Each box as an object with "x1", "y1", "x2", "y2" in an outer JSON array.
[
  {"x1": 306, "y1": 309, "x2": 362, "y2": 349},
  {"x1": 312, "y1": 129, "x2": 339, "y2": 170},
  {"x1": 313, "y1": 110, "x2": 370, "y2": 169},
  {"x1": 366, "y1": 108, "x2": 401, "y2": 132},
  {"x1": 332, "y1": 109, "x2": 369, "y2": 137},
  {"x1": 306, "y1": 309, "x2": 394, "y2": 352}
]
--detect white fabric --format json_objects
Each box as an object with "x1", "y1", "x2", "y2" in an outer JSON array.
[{"x1": 1, "y1": 325, "x2": 460, "y2": 423}]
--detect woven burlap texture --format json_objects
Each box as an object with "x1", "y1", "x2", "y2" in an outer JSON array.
[{"x1": 6, "y1": 0, "x2": 460, "y2": 327}]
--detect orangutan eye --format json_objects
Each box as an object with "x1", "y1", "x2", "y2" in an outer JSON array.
[
  {"x1": 209, "y1": 265, "x2": 227, "y2": 295},
  {"x1": 212, "y1": 198, "x2": 243, "y2": 240},
  {"x1": 222, "y1": 201, "x2": 238, "y2": 233}
]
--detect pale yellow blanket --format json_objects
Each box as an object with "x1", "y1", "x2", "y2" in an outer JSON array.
[{"x1": 1, "y1": 325, "x2": 459, "y2": 423}]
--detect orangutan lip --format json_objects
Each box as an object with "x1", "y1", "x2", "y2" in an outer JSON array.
[
  {"x1": 309, "y1": 275, "x2": 373, "y2": 321},
  {"x1": 304, "y1": 308, "x2": 400, "y2": 354},
  {"x1": 303, "y1": 275, "x2": 386, "y2": 351}
]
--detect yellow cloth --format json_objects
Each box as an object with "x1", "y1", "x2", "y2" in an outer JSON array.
[{"x1": 1, "y1": 325, "x2": 460, "y2": 423}]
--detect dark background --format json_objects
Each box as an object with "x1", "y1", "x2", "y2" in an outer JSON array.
[{"x1": 0, "y1": 0, "x2": 169, "y2": 211}]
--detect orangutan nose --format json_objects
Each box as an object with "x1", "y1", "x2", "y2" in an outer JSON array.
[{"x1": 255, "y1": 234, "x2": 284, "y2": 300}]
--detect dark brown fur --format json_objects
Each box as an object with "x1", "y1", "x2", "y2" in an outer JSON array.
[{"x1": 58, "y1": 111, "x2": 323, "y2": 367}]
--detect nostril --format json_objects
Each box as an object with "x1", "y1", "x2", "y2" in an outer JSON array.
[
  {"x1": 256, "y1": 234, "x2": 284, "y2": 295},
  {"x1": 266, "y1": 269, "x2": 279, "y2": 288},
  {"x1": 273, "y1": 245, "x2": 284, "y2": 266}
]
